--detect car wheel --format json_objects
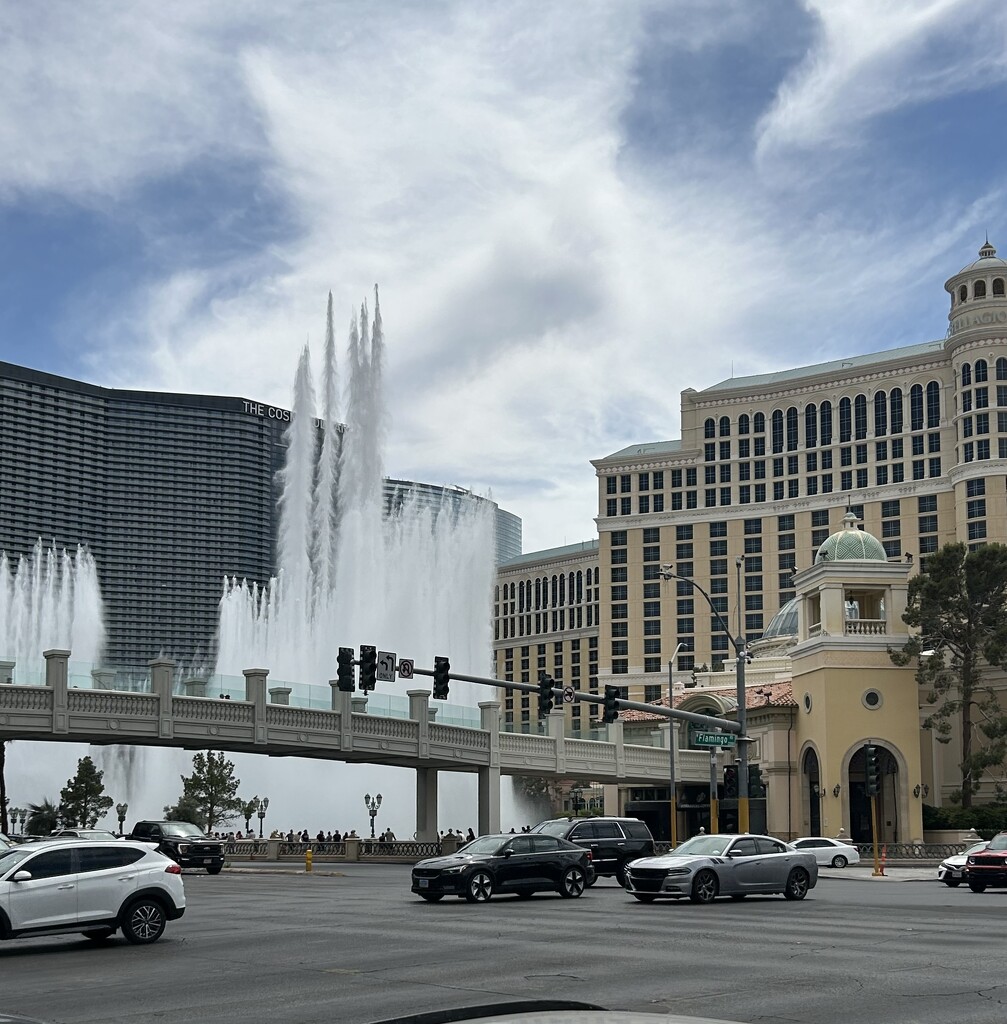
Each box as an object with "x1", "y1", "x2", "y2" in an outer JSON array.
[
  {"x1": 584, "y1": 873, "x2": 598, "y2": 887},
  {"x1": 615, "y1": 861, "x2": 628, "y2": 887},
  {"x1": 207, "y1": 863, "x2": 223, "y2": 875},
  {"x1": 465, "y1": 871, "x2": 494, "y2": 903},
  {"x1": 419, "y1": 893, "x2": 444, "y2": 902},
  {"x1": 690, "y1": 869, "x2": 718, "y2": 904},
  {"x1": 632, "y1": 893, "x2": 657, "y2": 903},
  {"x1": 784, "y1": 867, "x2": 811, "y2": 901},
  {"x1": 943, "y1": 878, "x2": 961, "y2": 887},
  {"x1": 969, "y1": 880, "x2": 987, "y2": 893},
  {"x1": 560, "y1": 866, "x2": 586, "y2": 899},
  {"x1": 121, "y1": 898, "x2": 167, "y2": 944},
  {"x1": 831, "y1": 855, "x2": 848, "y2": 869},
  {"x1": 82, "y1": 928, "x2": 115, "y2": 942}
]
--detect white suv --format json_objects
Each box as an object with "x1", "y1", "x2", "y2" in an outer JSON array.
[{"x1": 0, "y1": 838, "x2": 186, "y2": 945}]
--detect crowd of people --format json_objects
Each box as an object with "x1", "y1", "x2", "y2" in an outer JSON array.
[{"x1": 212, "y1": 824, "x2": 540, "y2": 844}]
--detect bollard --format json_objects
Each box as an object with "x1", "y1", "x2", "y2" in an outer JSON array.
[{"x1": 305, "y1": 847, "x2": 313, "y2": 873}]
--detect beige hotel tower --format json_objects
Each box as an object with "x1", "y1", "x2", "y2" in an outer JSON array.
[{"x1": 494, "y1": 240, "x2": 1007, "y2": 840}]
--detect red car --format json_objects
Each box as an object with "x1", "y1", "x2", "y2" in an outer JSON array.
[{"x1": 967, "y1": 833, "x2": 1007, "y2": 892}]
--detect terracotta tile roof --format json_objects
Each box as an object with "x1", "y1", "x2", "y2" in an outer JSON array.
[{"x1": 622, "y1": 681, "x2": 795, "y2": 723}]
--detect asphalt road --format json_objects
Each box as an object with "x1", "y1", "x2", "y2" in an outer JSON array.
[{"x1": 2, "y1": 865, "x2": 1006, "y2": 1024}]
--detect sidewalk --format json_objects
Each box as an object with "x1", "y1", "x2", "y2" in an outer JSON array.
[{"x1": 819, "y1": 864, "x2": 937, "y2": 882}]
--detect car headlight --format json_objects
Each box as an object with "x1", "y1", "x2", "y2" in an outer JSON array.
[
  {"x1": 440, "y1": 865, "x2": 465, "y2": 874},
  {"x1": 665, "y1": 868, "x2": 691, "y2": 876},
  {"x1": 177, "y1": 843, "x2": 189, "y2": 854},
  {"x1": 967, "y1": 857, "x2": 975, "y2": 865}
]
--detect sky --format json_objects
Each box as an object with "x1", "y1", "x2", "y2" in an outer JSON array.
[{"x1": 3, "y1": 0, "x2": 1007, "y2": 554}]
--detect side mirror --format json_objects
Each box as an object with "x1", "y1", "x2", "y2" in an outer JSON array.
[
  {"x1": 727, "y1": 850, "x2": 745, "y2": 859},
  {"x1": 502, "y1": 849, "x2": 513, "y2": 858},
  {"x1": 12, "y1": 870, "x2": 33, "y2": 882}
]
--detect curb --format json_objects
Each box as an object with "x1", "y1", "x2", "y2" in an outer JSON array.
[{"x1": 221, "y1": 867, "x2": 347, "y2": 877}]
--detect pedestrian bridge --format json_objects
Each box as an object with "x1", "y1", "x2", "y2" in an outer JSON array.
[{"x1": 0, "y1": 651, "x2": 711, "y2": 836}]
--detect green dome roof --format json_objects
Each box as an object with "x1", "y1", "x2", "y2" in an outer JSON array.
[
  {"x1": 763, "y1": 597, "x2": 798, "y2": 639},
  {"x1": 815, "y1": 512, "x2": 888, "y2": 563}
]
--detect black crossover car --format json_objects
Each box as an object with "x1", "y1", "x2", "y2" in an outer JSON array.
[
  {"x1": 529, "y1": 817, "x2": 655, "y2": 885},
  {"x1": 411, "y1": 833, "x2": 593, "y2": 902}
]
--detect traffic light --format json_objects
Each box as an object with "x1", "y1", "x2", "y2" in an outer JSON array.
[
  {"x1": 723, "y1": 765, "x2": 739, "y2": 798},
  {"x1": 336, "y1": 647, "x2": 356, "y2": 692},
  {"x1": 537, "y1": 672, "x2": 555, "y2": 718},
  {"x1": 359, "y1": 645, "x2": 377, "y2": 691},
  {"x1": 602, "y1": 685, "x2": 620, "y2": 724},
  {"x1": 433, "y1": 656, "x2": 450, "y2": 700},
  {"x1": 865, "y1": 744, "x2": 880, "y2": 796},
  {"x1": 748, "y1": 764, "x2": 765, "y2": 798}
]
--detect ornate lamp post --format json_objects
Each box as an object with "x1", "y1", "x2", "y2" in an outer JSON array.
[
  {"x1": 243, "y1": 796, "x2": 259, "y2": 834},
  {"x1": 257, "y1": 796, "x2": 269, "y2": 838},
  {"x1": 115, "y1": 802, "x2": 128, "y2": 836},
  {"x1": 364, "y1": 792, "x2": 382, "y2": 839},
  {"x1": 18, "y1": 808, "x2": 27, "y2": 833},
  {"x1": 9, "y1": 807, "x2": 22, "y2": 835}
]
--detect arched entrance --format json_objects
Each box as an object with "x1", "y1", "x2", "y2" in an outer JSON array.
[
  {"x1": 802, "y1": 748, "x2": 822, "y2": 836},
  {"x1": 848, "y1": 745, "x2": 898, "y2": 843}
]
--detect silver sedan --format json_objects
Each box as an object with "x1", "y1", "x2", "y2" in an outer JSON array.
[{"x1": 624, "y1": 833, "x2": 819, "y2": 904}]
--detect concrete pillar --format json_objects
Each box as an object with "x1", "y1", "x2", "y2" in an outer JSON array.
[
  {"x1": 478, "y1": 700, "x2": 502, "y2": 835},
  {"x1": 409, "y1": 690, "x2": 431, "y2": 760},
  {"x1": 548, "y1": 707, "x2": 566, "y2": 776},
  {"x1": 609, "y1": 718, "x2": 626, "y2": 778},
  {"x1": 415, "y1": 767, "x2": 438, "y2": 841},
  {"x1": 91, "y1": 668, "x2": 116, "y2": 690},
  {"x1": 269, "y1": 686, "x2": 292, "y2": 705},
  {"x1": 351, "y1": 695, "x2": 368, "y2": 713},
  {"x1": 243, "y1": 668, "x2": 269, "y2": 745},
  {"x1": 330, "y1": 685, "x2": 353, "y2": 752},
  {"x1": 0, "y1": 660, "x2": 13, "y2": 684},
  {"x1": 183, "y1": 677, "x2": 208, "y2": 697},
  {"x1": 150, "y1": 658, "x2": 176, "y2": 741},
  {"x1": 44, "y1": 649, "x2": 70, "y2": 733},
  {"x1": 344, "y1": 837, "x2": 361, "y2": 862}
]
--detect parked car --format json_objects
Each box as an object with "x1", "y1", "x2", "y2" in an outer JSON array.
[
  {"x1": 965, "y1": 833, "x2": 1007, "y2": 892},
  {"x1": 788, "y1": 836, "x2": 861, "y2": 868},
  {"x1": 938, "y1": 840, "x2": 989, "y2": 886},
  {"x1": 49, "y1": 829, "x2": 121, "y2": 841},
  {"x1": 0, "y1": 837, "x2": 185, "y2": 944},
  {"x1": 411, "y1": 833, "x2": 592, "y2": 902},
  {"x1": 0, "y1": 835, "x2": 12, "y2": 851},
  {"x1": 624, "y1": 833, "x2": 819, "y2": 904},
  {"x1": 127, "y1": 821, "x2": 225, "y2": 873},
  {"x1": 529, "y1": 816, "x2": 655, "y2": 885}
]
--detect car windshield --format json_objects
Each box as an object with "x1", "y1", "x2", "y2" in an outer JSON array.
[
  {"x1": 966, "y1": 841, "x2": 989, "y2": 855},
  {"x1": 527, "y1": 821, "x2": 569, "y2": 836},
  {"x1": 162, "y1": 823, "x2": 208, "y2": 838},
  {"x1": 455, "y1": 836, "x2": 508, "y2": 855},
  {"x1": 0, "y1": 846, "x2": 35, "y2": 877},
  {"x1": 988, "y1": 835, "x2": 1007, "y2": 851},
  {"x1": 669, "y1": 835, "x2": 731, "y2": 857}
]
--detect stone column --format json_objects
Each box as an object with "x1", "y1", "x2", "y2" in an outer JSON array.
[
  {"x1": 409, "y1": 690, "x2": 431, "y2": 760},
  {"x1": 344, "y1": 836, "x2": 361, "y2": 862},
  {"x1": 609, "y1": 718, "x2": 626, "y2": 778},
  {"x1": 269, "y1": 686, "x2": 292, "y2": 705},
  {"x1": 44, "y1": 649, "x2": 70, "y2": 734},
  {"x1": 351, "y1": 695, "x2": 368, "y2": 713},
  {"x1": 548, "y1": 706, "x2": 566, "y2": 776},
  {"x1": 183, "y1": 677, "x2": 207, "y2": 697},
  {"x1": 415, "y1": 767, "x2": 439, "y2": 841},
  {"x1": 478, "y1": 700, "x2": 502, "y2": 835},
  {"x1": 150, "y1": 658, "x2": 175, "y2": 741},
  {"x1": 330, "y1": 685, "x2": 353, "y2": 752},
  {"x1": 243, "y1": 668, "x2": 269, "y2": 745},
  {"x1": 0, "y1": 660, "x2": 14, "y2": 684}
]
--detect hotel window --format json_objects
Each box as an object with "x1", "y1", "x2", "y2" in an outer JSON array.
[
  {"x1": 919, "y1": 493, "x2": 938, "y2": 510},
  {"x1": 611, "y1": 549, "x2": 627, "y2": 564},
  {"x1": 854, "y1": 394, "x2": 868, "y2": 439},
  {"x1": 677, "y1": 618, "x2": 694, "y2": 634},
  {"x1": 639, "y1": 472, "x2": 650, "y2": 490},
  {"x1": 643, "y1": 601, "x2": 661, "y2": 617},
  {"x1": 643, "y1": 620, "x2": 661, "y2": 636},
  {"x1": 638, "y1": 496, "x2": 650, "y2": 514},
  {"x1": 928, "y1": 432, "x2": 941, "y2": 452},
  {"x1": 744, "y1": 536, "x2": 762, "y2": 554},
  {"x1": 719, "y1": 464, "x2": 731, "y2": 483},
  {"x1": 671, "y1": 469, "x2": 683, "y2": 488},
  {"x1": 773, "y1": 482, "x2": 784, "y2": 500},
  {"x1": 918, "y1": 515, "x2": 937, "y2": 534},
  {"x1": 856, "y1": 469, "x2": 868, "y2": 488},
  {"x1": 745, "y1": 594, "x2": 763, "y2": 610},
  {"x1": 606, "y1": 476, "x2": 617, "y2": 494},
  {"x1": 710, "y1": 559, "x2": 728, "y2": 575},
  {"x1": 720, "y1": 487, "x2": 731, "y2": 505},
  {"x1": 705, "y1": 418, "x2": 716, "y2": 438},
  {"x1": 910, "y1": 385, "x2": 924, "y2": 430},
  {"x1": 976, "y1": 387, "x2": 989, "y2": 409},
  {"x1": 754, "y1": 412, "x2": 766, "y2": 433},
  {"x1": 840, "y1": 471, "x2": 852, "y2": 490},
  {"x1": 963, "y1": 417, "x2": 974, "y2": 437},
  {"x1": 705, "y1": 489, "x2": 717, "y2": 507},
  {"x1": 926, "y1": 381, "x2": 941, "y2": 427},
  {"x1": 771, "y1": 410, "x2": 784, "y2": 453},
  {"x1": 739, "y1": 414, "x2": 750, "y2": 434},
  {"x1": 705, "y1": 444, "x2": 716, "y2": 462},
  {"x1": 820, "y1": 401, "x2": 833, "y2": 445},
  {"x1": 968, "y1": 521, "x2": 987, "y2": 542},
  {"x1": 806, "y1": 452, "x2": 817, "y2": 472},
  {"x1": 856, "y1": 444, "x2": 868, "y2": 464},
  {"x1": 805, "y1": 404, "x2": 817, "y2": 447},
  {"x1": 788, "y1": 479, "x2": 800, "y2": 497},
  {"x1": 606, "y1": 500, "x2": 617, "y2": 516},
  {"x1": 687, "y1": 468, "x2": 697, "y2": 486},
  {"x1": 821, "y1": 449, "x2": 832, "y2": 468},
  {"x1": 710, "y1": 539, "x2": 727, "y2": 557},
  {"x1": 653, "y1": 471, "x2": 664, "y2": 488},
  {"x1": 611, "y1": 641, "x2": 628, "y2": 656},
  {"x1": 754, "y1": 437, "x2": 766, "y2": 456},
  {"x1": 620, "y1": 498, "x2": 631, "y2": 514},
  {"x1": 745, "y1": 576, "x2": 763, "y2": 592},
  {"x1": 676, "y1": 524, "x2": 693, "y2": 541},
  {"x1": 778, "y1": 514, "x2": 794, "y2": 530},
  {"x1": 687, "y1": 491, "x2": 698, "y2": 509},
  {"x1": 976, "y1": 359, "x2": 988, "y2": 382},
  {"x1": 787, "y1": 455, "x2": 799, "y2": 475},
  {"x1": 611, "y1": 567, "x2": 628, "y2": 582},
  {"x1": 929, "y1": 457, "x2": 942, "y2": 477},
  {"x1": 999, "y1": 358, "x2": 1007, "y2": 381},
  {"x1": 719, "y1": 416, "x2": 731, "y2": 437},
  {"x1": 967, "y1": 498, "x2": 985, "y2": 519},
  {"x1": 875, "y1": 441, "x2": 887, "y2": 461},
  {"x1": 882, "y1": 520, "x2": 900, "y2": 538},
  {"x1": 653, "y1": 494, "x2": 664, "y2": 512},
  {"x1": 773, "y1": 457, "x2": 784, "y2": 477},
  {"x1": 912, "y1": 461, "x2": 925, "y2": 479},
  {"x1": 672, "y1": 493, "x2": 683, "y2": 510},
  {"x1": 912, "y1": 434, "x2": 925, "y2": 455},
  {"x1": 744, "y1": 518, "x2": 761, "y2": 534},
  {"x1": 644, "y1": 545, "x2": 661, "y2": 562},
  {"x1": 621, "y1": 474, "x2": 632, "y2": 492},
  {"x1": 612, "y1": 530, "x2": 627, "y2": 545},
  {"x1": 611, "y1": 622, "x2": 628, "y2": 637},
  {"x1": 755, "y1": 483, "x2": 767, "y2": 501},
  {"x1": 890, "y1": 388, "x2": 903, "y2": 433},
  {"x1": 876, "y1": 466, "x2": 888, "y2": 485},
  {"x1": 611, "y1": 585, "x2": 628, "y2": 600},
  {"x1": 720, "y1": 441, "x2": 731, "y2": 460},
  {"x1": 919, "y1": 535, "x2": 938, "y2": 555},
  {"x1": 644, "y1": 527, "x2": 660, "y2": 543},
  {"x1": 786, "y1": 407, "x2": 799, "y2": 450},
  {"x1": 839, "y1": 397, "x2": 852, "y2": 442},
  {"x1": 739, "y1": 438, "x2": 750, "y2": 458},
  {"x1": 643, "y1": 582, "x2": 661, "y2": 599},
  {"x1": 964, "y1": 443, "x2": 974, "y2": 462},
  {"x1": 874, "y1": 391, "x2": 887, "y2": 436},
  {"x1": 977, "y1": 440, "x2": 990, "y2": 460},
  {"x1": 779, "y1": 533, "x2": 795, "y2": 550},
  {"x1": 841, "y1": 446, "x2": 852, "y2": 466},
  {"x1": 976, "y1": 413, "x2": 990, "y2": 434}
]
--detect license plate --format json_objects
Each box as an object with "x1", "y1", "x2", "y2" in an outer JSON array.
[
  {"x1": 418, "y1": 878, "x2": 429, "y2": 888},
  {"x1": 204, "y1": 858, "x2": 213, "y2": 865}
]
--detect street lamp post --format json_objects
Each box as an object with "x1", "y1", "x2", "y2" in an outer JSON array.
[
  {"x1": 660, "y1": 564, "x2": 751, "y2": 834},
  {"x1": 257, "y1": 796, "x2": 269, "y2": 838},
  {"x1": 115, "y1": 802, "x2": 128, "y2": 837},
  {"x1": 9, "y1": 807, "x2": 22, "y2": 836},
  {"x1": 364, "y1": 792, "x2": 382, "y2": 839},
  {"x1": 18, "y1": 808, "x2": 27, "y2": 834}
]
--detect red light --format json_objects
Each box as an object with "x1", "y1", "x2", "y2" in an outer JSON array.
[
  {"x1": 164, "y1": 863, "x2": 182, "y2": 874},
  {"x1": 586, "y1": 850, "x2": 593, "y2": 861}
]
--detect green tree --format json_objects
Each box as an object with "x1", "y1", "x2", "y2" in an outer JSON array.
[
  {"x1": 176, "y1": 751, "x2": 243, "y2": 831},
  {"x1": 26, "y1": 798, "x2": 61, "y2": 835},
  {"x1": 59, "y1": 755, "x2": 113, "y2": 827},
  {"x1": 891, "y1": 542, "x2": 1007, "y2": 807},
  {"x1": 241, "y1": 798, "x2": 258, "y2": 833},
  {"x1": 163, "y1": 794, "x2": 203, "y2": 826}
]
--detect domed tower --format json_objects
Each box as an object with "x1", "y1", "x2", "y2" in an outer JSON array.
[
  {"x1": 790, "y1": 513, "x2": 922, "y2": 845},
  {"x1": 944, "y1": 241, "x2": 1007, "y2": 546}
]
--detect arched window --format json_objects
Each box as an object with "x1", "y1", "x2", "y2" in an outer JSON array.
[
  {"x1": 975, "y1": 359, "x2": 988, "y2": 383},
  {"x1": 559, "y1": 573, "x2": 566, "y2": 606},
  {"x1": 874, "y1": 391, "x2": 887, "y2": 437},
  {"x1": 910, "y1": 384, "x2": 924, "y2": 431},
  {"x1": 820, "y1": 401, "x2": 833, "y2": 445},
  {"x1": 926, "y1": 381, "x2": 941, "y2": 428},
  {"x1": 890, "y1": 388, "x2": 903, "y2": 433},
  {"x1": 494, "y1": 585, "x2": 500, "y2": 602},
  {"x1": 575, "y1": 571, "x2": 583, "y2": 603},
  {"x1": 854, "y1": 394, "x2": 868, "y2": 439},
  {"x1": 959, "y1": 284, "x2": 968, "y2": 302},
  {"x1": 962, "y1": 363, "x2": 972, "y2": 386},
  {"x1": 705, "y1": 418, "x2": 716, "y2": 438},
  {"x1": 753, "y1": 412, "x2": 766, "y2": 434},
  {"x1": 719, "y1": 415, "x2": 731, "y2": 437},
  {"x1": 771, "y1": 410, "x2": 784, "y2": 453},
  {"x1": 551, "y1": 575, "x2": 558, "y2": 607},
  {"x1": 738, "y1": 414, "x2": 750, "y2": 435},
  {"x1": 839, "y1": 397, "x2": 852, "y2": 442},
  {"x1": 994, "y1": 278, "x2": 1005, "y2": 296},
  {"x1": 786, "y1": 407, "x2": 799, "y2": 450},
  {"x1": 997, "y1": 357, "x2": 1007, "y2": 381},
  {"x1": 975, "y1": 280, "x2": 987, "y2": 299},
  {"x1": 805, "y1": 404, "x2": 817, "y2": 448}
]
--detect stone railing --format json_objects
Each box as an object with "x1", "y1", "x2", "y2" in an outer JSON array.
[
  {"x1": 499, "y1": 733, "x2": 556, "y2": 758},
  {"x1": 360, "y1": 840, "x2": 440, "y2": 858},
  {"x1": 172, "y1": 696, "x2": 254, "y2": 723},
  {"x1": 68, "y1": 690, "x2": 159, "y2": 717},
  {"x1": 0, "y1": 686, "x2": 52, "y2": 711},
  {"x1": 853, "y1": 841, "x2": 965, "y2": 862},
  {"x1": 624, "y1": 745, "x2": 670, "y2": 770},
  {"x1": 267, "y1": 706, "x2": 340, "y2": 732},
  {"x1": 844, "y1": 619, "x2": 887, "y2": 636},
  {"x1": 429, "y1": 723, "x2": 490, "y2": 750}
]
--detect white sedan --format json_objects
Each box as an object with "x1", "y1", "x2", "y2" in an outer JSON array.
[{"x1": 788, "y1": 837, "x2": 861, "y2": 868}]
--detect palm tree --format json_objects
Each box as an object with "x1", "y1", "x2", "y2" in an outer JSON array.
[{"x1": 26, "y1": 798, "x2": 60, "y2": 836}]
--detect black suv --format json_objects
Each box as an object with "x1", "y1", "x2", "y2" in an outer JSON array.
[
  {"x1": 128, "y1": 821, "x2": 225, "y2": 874},
  {"x1": 529, "y1": 816, "x2": 655, "y2": 885}
]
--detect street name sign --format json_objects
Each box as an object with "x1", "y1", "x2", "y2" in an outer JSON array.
[{"x1": 693, "y1": 732, "x2": 736, "y2": 747}]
